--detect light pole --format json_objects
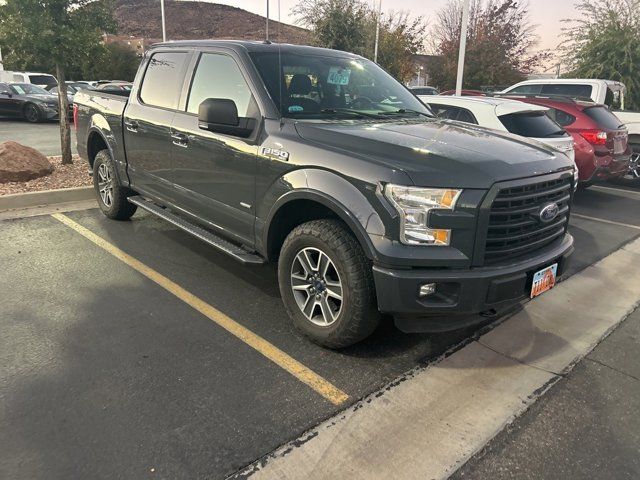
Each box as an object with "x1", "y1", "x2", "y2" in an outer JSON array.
[
  {"x1": 455, "y1": 0, "x2": 471, "y2": 96},
  {"x1": 160, "y1": 0, "x2": 167, "y2": 42},
  {"x1": 417, "y1": 66, "x2": 424, "y2": 86},
  {"x1": 373, "y1": 0, "x2": 381, "y2": 63},
  {"x1": 266, "y1": 0, "x2": 270, "y2": 42}
]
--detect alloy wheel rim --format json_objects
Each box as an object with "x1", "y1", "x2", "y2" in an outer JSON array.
[
  {"x1": 627, "y1": 152, "x2": 640, "y2": 180},
  {"x1": 25, "y1": 105, "x2": 38, "y2": 122},
  {"x1": 290, "y1": 247, "x2": 343, "y2": 326},
  {"x1": 98, "y1": 163, "x2": 114, "y2": 207}
]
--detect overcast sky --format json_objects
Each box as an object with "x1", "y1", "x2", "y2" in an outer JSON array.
[{"x1": 208, "y1": 0, "x2": 578, "y2": 57}]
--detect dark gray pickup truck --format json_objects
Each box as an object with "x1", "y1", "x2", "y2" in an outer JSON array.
[{"x1": 74, "y1": 40, "x2": 576, "y2": 348}]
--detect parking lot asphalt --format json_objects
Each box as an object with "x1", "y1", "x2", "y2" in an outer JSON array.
[
  {"x1": 1, "y1": 182, "x2": 640, "y2": 479},
  {"x1": 0, "y1": 117, "x2": 78, "y2": 156}
]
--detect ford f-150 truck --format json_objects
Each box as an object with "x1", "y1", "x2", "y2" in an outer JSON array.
[{"x1": 74, "y1": 41, "x2": 576, "y2": 348}]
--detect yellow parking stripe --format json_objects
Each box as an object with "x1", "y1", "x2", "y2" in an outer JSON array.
[{"x1": 52, "y1": 213, "x2": 349, "y2": 405}]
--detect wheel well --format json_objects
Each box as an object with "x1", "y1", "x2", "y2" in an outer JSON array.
[
  {"x1": 266, "y1": 199, "x2": 343, "y2": 261},
  {"x1": 87, "y1": 132, "x2": 108, "y2": 168}
]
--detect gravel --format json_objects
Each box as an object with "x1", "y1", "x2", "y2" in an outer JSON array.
[{"x1": 0, "y1": 155, "x2": 92, "y2": 196}]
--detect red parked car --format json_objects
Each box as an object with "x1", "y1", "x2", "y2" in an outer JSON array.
[{"x1": 502, "y1": 95, "x2": 631, "y2": 185}]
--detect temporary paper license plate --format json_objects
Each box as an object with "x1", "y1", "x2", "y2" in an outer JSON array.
[
  {"x1": 614, "y1": 137, "x2": 625, "y2": 155},
  {"x1": 530, "y1": 263, "x2": 558, "y2": 298}
]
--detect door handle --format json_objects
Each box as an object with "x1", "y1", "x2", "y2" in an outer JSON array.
[
  {"x1": 171, "y1": 132, "x2": 189, "y2": 148},
  {"x1": 124, "y1": 119, "x2": 139, "y2": 133}
]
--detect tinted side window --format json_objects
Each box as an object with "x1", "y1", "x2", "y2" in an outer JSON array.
[
  {"x1": 499, "y1": 112, "x2": 565, "y2": 138},
  {"x1": 187, "y1": 53, "x2": 253, "y2": 116},
  {"x1": 541, "y1": 84, "x2": 593, "y2": 99},
  {"x1": 583, "y1": 106, "x2": 623, "y2": 130},
  {"x1": 140, "y1": 52, "x2": 189, "y2": 110},
  {"x1": 509, "y1": 85, "x2": 542, "y2": 94},
  {"x1": 547, "y1": 108, "x2": 576, "y2": 127},
  {"x1": 29, "y1": 75, "x2": 57, "y2": 86},
  {"x1": 456, "y1": 108, "x2": 478, "y2": 124},
  {"x1": 429, "y1": 103, "x2": 459, "y2": 120}
]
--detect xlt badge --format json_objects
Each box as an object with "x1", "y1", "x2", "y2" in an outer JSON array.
[{"x1": 261, "y1": 147, "x2": 290, "y2": 161}]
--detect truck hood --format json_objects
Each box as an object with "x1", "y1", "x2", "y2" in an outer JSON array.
[{"x1": 295, "y1": 118, "x2": 573, "y2": 188}]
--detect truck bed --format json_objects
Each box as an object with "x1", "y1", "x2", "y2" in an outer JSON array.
[{"x1": 73, "y1": 90, "x2": 129, "y2": 166}]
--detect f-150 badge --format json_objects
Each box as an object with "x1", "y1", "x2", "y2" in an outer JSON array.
[{"x1": 261, "y1": 147, "x2": 290, "y2": 161}]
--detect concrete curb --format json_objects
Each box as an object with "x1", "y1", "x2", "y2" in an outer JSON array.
[
  {"x1": 0, "y1": 186, "x2": 94, "y2": 212},
  {"x1": 235, "y1": 237, "x2": 640, "y2": 480}
]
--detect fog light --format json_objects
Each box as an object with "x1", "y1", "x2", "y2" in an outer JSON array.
[{"x1": 419, "y1": 283, "x2": 437, "y2": 297}]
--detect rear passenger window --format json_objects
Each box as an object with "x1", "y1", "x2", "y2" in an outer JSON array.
[
  {"x1": 187, "y1": 53, "x2": 254, "y2": 116},
  {"x1": 541, "y1": 84, "x2": 593, "y2": 99},
  {"x1": 428, "y1": 104, "x2": 477, "y2": 124},
  {"x1": 547, "y1": 108, "x2": 576, "y2": 127},
  {"x1": 139, "y1": 51, "x2": 189, "y2": 110},
  {"x1": 499, "y1": 112, "x2": 566, "y2": 138}
]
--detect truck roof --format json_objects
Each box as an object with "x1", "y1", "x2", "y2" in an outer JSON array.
[{"x1": 149, "y1": 40, "x2": 362, "y2": 59}]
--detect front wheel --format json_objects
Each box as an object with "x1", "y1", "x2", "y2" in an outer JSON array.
[
  {"x1": 278, "y1": 219, "x2": 380, "y2": 349},
  {"x1": 92, "y1": 149, "x2": 137, "y2": 220}
]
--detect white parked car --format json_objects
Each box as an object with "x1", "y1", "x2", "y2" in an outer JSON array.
[
  {"x1": 419, "y1": 95, "x2": 576, "y2": 162},
  {"x1": 0, "y1": 71, "x2": 58, "y2": 89}
]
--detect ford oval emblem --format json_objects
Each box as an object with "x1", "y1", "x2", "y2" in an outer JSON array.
[{"x1": 539, "y1": 203, "x2": 560, "y2": 223}]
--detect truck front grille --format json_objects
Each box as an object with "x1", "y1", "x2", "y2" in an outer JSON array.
[{"x1": 484, "y1": 177, "x2": 572, "y2": 264}]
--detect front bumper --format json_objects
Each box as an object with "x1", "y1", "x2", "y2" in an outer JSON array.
[{"x1": 373, "y1": 233, "x2": 574, "y2": 331}]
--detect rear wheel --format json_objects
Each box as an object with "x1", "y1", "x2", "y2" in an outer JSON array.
[
  {"x1": 23, "y1": 103, "x2": 41, "y2": 123},
  {"x1": 93, "y1": 149, "x2": 137, "y2": 220},
  {"x1": 626, "y1": 144, "x2": 640, "y2": 182},
  {"x1": 278, "y1": 219, "x2": 380, "y2": 349}
]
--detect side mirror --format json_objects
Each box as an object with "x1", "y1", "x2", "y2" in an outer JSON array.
[
  {"x1": 0, "y1": 91, "x2": 11, "y2": 97},
  {"x1": 198, "y1": 98, "x2": 255, "y2": 138}
]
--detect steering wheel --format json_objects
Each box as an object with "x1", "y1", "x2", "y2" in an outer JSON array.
[{"x1": 349, "y1": 96, "x2": 374, "y2": 109}]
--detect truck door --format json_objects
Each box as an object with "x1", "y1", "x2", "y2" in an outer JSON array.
[
  {"x1": 169, "y1": 51, "x2": 259, "y2": 246},
  {"x1": 123, "y1": 50, "x2": 191, "y2": 201}
]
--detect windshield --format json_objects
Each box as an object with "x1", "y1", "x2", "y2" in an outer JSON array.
[
  {"x1": 249, "y1": 51, "x2": 433, "y2": 120},
  {"x1": 9, "y1": 83, "x2": 51, "y2": 95}
]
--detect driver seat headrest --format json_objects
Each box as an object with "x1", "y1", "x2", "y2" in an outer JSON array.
[{"x1": 289, "y1": 74, "x2": 312, "y2": 95}]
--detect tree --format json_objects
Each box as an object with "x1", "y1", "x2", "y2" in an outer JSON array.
[
  {"x1": 430, "y1": 0, "x2": 548, "y2": 90},
  {"x1": 293, "y1": 0, "x2": 372, "y2": 57},
  {"x1": 0, "y1": 0, "x2": 115, "y2": 164},
  {"x1": 562, "y1": 0, "x2": 640, "y2": 110},
  {"x1": 376, "y1": 12, "x2": 429, "y2": 82},
  {"x1": 89, "y1": 43, "x2": 141, "y2": 82},
  {"x1": 293, "y1": 0, "x2": 428, "y2": 83}
]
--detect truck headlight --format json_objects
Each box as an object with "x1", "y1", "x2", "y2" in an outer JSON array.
[{"x1": 385, "y1": 185, "x2": 462, "y2": 246}]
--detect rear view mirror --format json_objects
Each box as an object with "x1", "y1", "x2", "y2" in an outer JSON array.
[{"x1": 198, "y1": 98, "x2": 255, "y2": 138}]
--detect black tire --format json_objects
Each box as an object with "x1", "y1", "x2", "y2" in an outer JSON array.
[
  {"x1": 92, "y1": 149, "x2": 137, "y2": 220},
  {"x1": 23, "y1": 103, "x2": 42, "y2": 123},
  {"x1": 611, "y1": 143, "x2": 640, "y2": 186},
  {"x1": 625, "y1": 143, "x2": 640, "y2": 183},
  {"x1": 278, "y1": 219, "x2": 380, "y2": 349}
]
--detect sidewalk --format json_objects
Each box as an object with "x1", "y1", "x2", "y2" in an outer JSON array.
[{"x1": 452, "y1": 306, "x2": 640, "y2": 480}]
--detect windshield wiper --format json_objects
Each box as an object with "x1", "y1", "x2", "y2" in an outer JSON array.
[
  {"x1": 380, "y1": 108, "x2": 433, "y2": 118},
  {"x1": 320, "y1": 108, "x2": 385, "y2": 119}
]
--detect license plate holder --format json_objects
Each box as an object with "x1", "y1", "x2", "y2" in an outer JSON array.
[{"x1": 530, "y1": 263, "x2": 558, "y2": 298}]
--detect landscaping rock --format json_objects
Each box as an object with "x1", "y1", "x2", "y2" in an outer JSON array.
[{"x1": 0, "y1": 141, "x2": 54, "y2": 183}]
